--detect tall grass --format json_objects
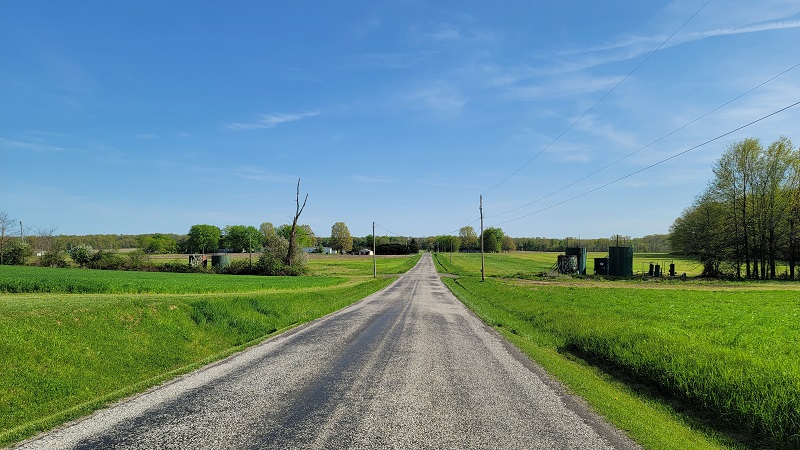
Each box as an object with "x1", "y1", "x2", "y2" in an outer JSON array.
[{"x1": 444, "y1": 277, "x2": 800, "y2": 448}]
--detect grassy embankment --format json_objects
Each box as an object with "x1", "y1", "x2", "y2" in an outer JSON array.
[
  {"x1": 435, "y1": 252, "x2": 800, "y2": 449},
  {"x1": 0, "y1": 254, "x2": 419, "y2": 446}
]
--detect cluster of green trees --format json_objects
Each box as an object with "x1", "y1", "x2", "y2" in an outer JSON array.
[
  {"x1": 670, "y1": 137, "x2": 800, "y2": 278},
  {"x1": 427, "y1": 227, "x2": 668, "y2": 255},
  {"x1": 512, "y1": 234, "x2": 669, "y2": 253},
  {"x1": 430, "y1": 226, "x2": 514, "y2": 253}
]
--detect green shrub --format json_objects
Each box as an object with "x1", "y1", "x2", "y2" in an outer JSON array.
[
  {"x1": 37, "y1": 251, "x2": 68, "y2": 268},
  {"x1": 69, "y1": 245, "x2": 92, "y2": 267},
  {"x1": 87, "y1": 251, "x2": 128, "y2": 270},
  {"x1": 1, "y1": 240, "x2": 32, "y2": 265}
]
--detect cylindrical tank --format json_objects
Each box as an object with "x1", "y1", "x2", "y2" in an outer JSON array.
[
  {"x1": 608, "y1": 246, "x2": 633, "y2": 276},
  {"x1": 565, "y1": 247, "x2": 587, "y2": 275},
  {"x1": 211, "y1": 254, "x2": 230, "y2": 269}
]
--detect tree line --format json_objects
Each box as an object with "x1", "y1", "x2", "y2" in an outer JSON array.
[
  {"x1": 428, "y1": 225, "x2": 669, "y2": 254},
  {"x1": 670, "y1": 137, "x2": 800, "y2": 278}
]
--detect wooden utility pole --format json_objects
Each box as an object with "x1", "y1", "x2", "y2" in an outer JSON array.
[
  {"x1": 373, "y1": 221, "x2": 377, "y2": 278},
  {"x1": 480, "y1": 195, "x2": 485, "y2": 282}
]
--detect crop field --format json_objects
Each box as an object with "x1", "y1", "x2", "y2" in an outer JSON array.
[
  {"x1": 0, "y1": 254, "x2": 420, "y2": 446},
  {"x1": 433, "y1": 251, "x2": 704, "y2": 278},
  {"x1": 0, "y1": 265, "x2": 345, "y2": 294},
  {"x1": 306, "y1": 253, "x2": 421, "y2": 276},
  {"x1": 437, "y1": 253, "x2": 800, "y2": 449}
]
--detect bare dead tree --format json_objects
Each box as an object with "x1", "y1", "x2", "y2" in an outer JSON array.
[
  {"x1": 36, "y1": 225, "x2": 59, "y2": 256},
  {"x1": 285, "y1": 178, "x2": 308, "y2": 267}
]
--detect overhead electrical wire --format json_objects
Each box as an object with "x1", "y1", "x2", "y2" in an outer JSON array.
[
  {"x1": 481, "y1": 0, "x2": 713, "y2": 196},
  {"x1": 375, "y1": 223, "x2": 407, "y2": 238},
  {"x1": 491, "y1": 100, "x2": 800, "y2": 226},
  {"x1": 487, "y1": 59, "x2": 800, "y2": 219}
]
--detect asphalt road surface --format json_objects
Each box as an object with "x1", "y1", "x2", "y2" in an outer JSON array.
[{"x1": 15, "y1": 253, "x2": 639, "y2": 450}]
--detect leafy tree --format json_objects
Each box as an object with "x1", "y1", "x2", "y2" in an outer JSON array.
[
  {"x1": 671, "y1": 136, "x2": 799, "y2": 279},
  {"x1": 260, "y1": 222, "x2": 277, "y2": 244},
  {"x1": 186, "y1": 224, "x2": 221, "y2": 254},
  {"x1": 408, "y1": 238, "x2": 420, "y2": 254},
  {"x1": 459, "y1": 226, "x2": 478, "y2": 251},
  {"x1": 481, "y1": 227, "x2": 505, "y2": 253},
  {"x1": 330, "y1": 222, "x2": 353, "y2": 253},
  {"x1": 502, "y1": 235, "x2": 516, "y2": 252},
  {"x1": 277, "y1": 224, "x2": 316, "y2": 248},
  {"x1": 138, "y1": 234, "x2": 178, "y2": 254},
  {"x1": 435, "y1": 235, "x2": 460, "y2": 252},
  {"x1": 0, "y1": 211, "x2": 15, "y2": 265},
  {"x1": 299, "y1": 224, "x2": 317, "y2": 247},
  {"x1": 2, "y1": 239, "x2": 31, "y2": 265},
  {"x1": 669, "y1": 192, "x2": 729, "y2": 277},
  {"x1": 69, "y1": 244, "x2": 93, "y2": 266},
  {"x1": 222, "y1": 225, "x2": 261, "y2": 252}
]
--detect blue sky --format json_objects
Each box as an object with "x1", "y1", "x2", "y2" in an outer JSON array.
[{"x1": 2, "y1": 1, "x2": 800, "y2": 239}]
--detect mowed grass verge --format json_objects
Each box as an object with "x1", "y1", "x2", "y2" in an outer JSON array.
[
  {"x1": 0, "y1": 256, "x2": 421, "y2": 446},
  {"x1": 438, "y1": 261, "x2": 800, "y2": 449}
]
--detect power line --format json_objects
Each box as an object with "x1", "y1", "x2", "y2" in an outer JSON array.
[
  {"x1": 481, "y1": 0, "x2": 712, "y2": 196},
  {"x1": 375, "y1": 223, "x2": 406, "y2": 237},
  {"x1": 487, "y1": 59, "x2": 800, "y2": 219},
  {"x1": 493, "y1": 99, "x2": 800, "y2": 226}
]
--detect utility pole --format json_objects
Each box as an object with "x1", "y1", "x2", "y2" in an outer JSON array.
[
  {"x1": 480, "y1": 195, "x2": 485, "y2": 282},
  {"x1": 373, "y1": 221, "x2": 376, "y2": 278}
]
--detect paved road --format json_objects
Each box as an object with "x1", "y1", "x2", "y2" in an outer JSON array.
[{"x1": 15, "y1": 253, "x2": 638, "y2": 449}]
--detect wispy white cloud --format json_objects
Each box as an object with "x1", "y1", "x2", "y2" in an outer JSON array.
[
  {"x1": 412, "y1": 21, "x2": 496, "y2": 45},
  {"x1": 230, "y1": 166, "x2": 293, "y2": 182},
  {"x1": 0, "y1": 136, "x2": 69, "y2": 154},
  {"x1": 403, "y1": 84, "x2": 467, "y2": 116},
  {"x1": 508, "y1": 75, "x2": 625, "y2": 101},
  {"x1": 573, "y1": 115, "x2": 639, "y2": 150},
  {"x1": 693, "y1": 19, "x2": 800, "y2": 39},
  {"x1": 352, "y1": 175, "x2": 396, "y2": 183},
  {"x1": 551, "y1": 19, "x2": 800, "y2": 74},
  {"x1": 341, "y1": 52, "x2": 435, "y2": 70},
  {"x1": 225, "y1": 112, "x2": 319, "y2": 131}
]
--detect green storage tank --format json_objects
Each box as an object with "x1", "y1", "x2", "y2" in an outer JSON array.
[
  {"x1": 565, "y1": 247, "x2": 587, "y2": 275},
  {"x1": 608, "y1": 246, "x2": 633, "y2": 276},
  {"x1": 211, "y1": 254, "x2": 230, "y2": 269}
]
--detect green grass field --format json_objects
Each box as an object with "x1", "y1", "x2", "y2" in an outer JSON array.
[
  {"x1": 0, "y1": 265, "x2": 346, "y2": 294},
  {"x1": 432, "y1": 251, "x2": 704, "y2": 278},
  {"x1": 0, "y1": 254, "x2": 420, "y2": 446},
  {"x1": 306, "y1": 253, "x2": 421, "y2": 276},
  {"x1": 437, "y1": 252, "x2": 800, "y2": 449}
]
